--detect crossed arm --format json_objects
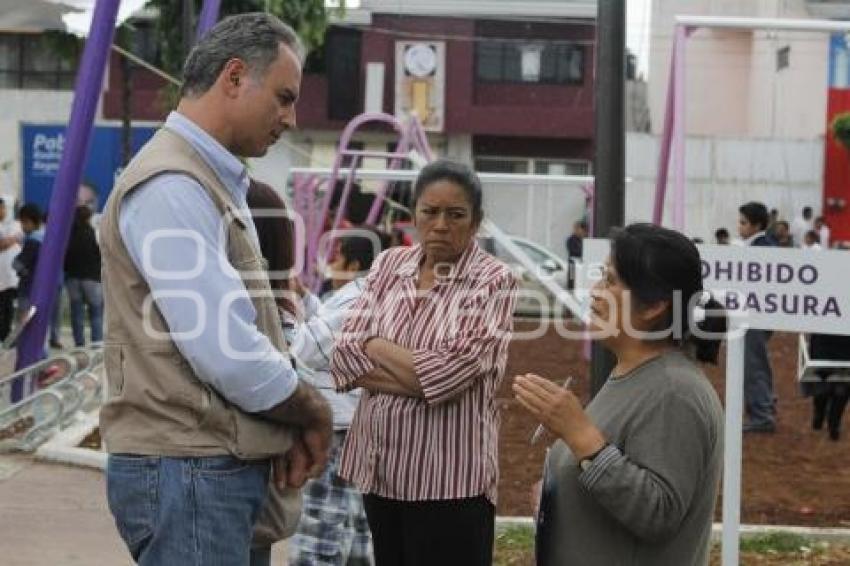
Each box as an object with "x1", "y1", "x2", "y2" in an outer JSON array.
[{"x1": 354, "y1": 338, "x2": 424, "y2": 398}]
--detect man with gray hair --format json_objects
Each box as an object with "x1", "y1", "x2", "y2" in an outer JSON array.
[{"x1": 99, "y1": 13, "x2": 332, "y2": 565}]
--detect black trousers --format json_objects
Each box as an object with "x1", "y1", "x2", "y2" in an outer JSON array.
[
  {"x1": 363, "y1": 494, "x2": 495, "y2": 566},
  {"x1": 0, "y1": 287, "x2": 16, "y2": 342}
]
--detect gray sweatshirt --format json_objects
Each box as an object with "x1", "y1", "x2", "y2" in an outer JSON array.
[{"x1": 536, "y1": 350, "x2": 724, "y2": 566}]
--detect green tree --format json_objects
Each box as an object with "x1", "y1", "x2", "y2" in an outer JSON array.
[{"x1": 149, "y1": 0, "x2": 336, "y2": 79}]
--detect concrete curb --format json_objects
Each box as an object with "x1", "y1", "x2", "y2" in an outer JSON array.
[
  {"x1": 34, "y1": 409, "x2": 105, "y2": 470},
  {"x1": 495, "y1": 516, "x2": 850, "y2": 544}
]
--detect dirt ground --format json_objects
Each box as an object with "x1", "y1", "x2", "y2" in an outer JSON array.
[{"x1": 496, "y1": 323, "x2": 850, "y2": 527}]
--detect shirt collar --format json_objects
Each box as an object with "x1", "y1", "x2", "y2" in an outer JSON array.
[
  {"x1": 744, "y1": 230, "x2": 766, "y2": 245},
  {"x1": 164, "y1": 111, "x2": 249, "y2": 201},
  {"x1": 394, "y1": 240, "x2": 481, "y2": 282}
]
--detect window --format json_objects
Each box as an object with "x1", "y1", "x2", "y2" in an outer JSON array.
[
  {"x1": 476, "y1": 156, "x2": 591, "y2": 176},
  {"x1": 476, "y1": 41, "x2": 584, "y2": 85},
  {"x1": 777, "y1": 46, "x2": 790, "y2": 71},
  {"x1": 534, "y1": 159, "x2": 591, "y2": 176},
  {"x1": 475, "y1": 156, "x2": 529, "y2": 174},
  {"x1": 0, "y1": 33, "x2": 80, "y2": 90}
]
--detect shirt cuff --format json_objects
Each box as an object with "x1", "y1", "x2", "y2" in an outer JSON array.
[
  {"x1": 577, "y1": 444, "x2": 622, "y2": 491},
  {"x1": 412, "y1": 349, "x2": 451, "y2": 405},
  {"x1": 302, "y1": 292, "x2": 322, "y2": 318},
  {"x1": 242, "y1": 363, "x2": 300, "y2": 412},
  {"x1": 332, "y1": 341, "x2": 378, "y2": 392}
]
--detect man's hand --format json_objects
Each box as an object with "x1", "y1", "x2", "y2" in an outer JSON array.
[
  {"x1": 261, "y1": 382, "x2": 333, "y2": 434},
  {"x1": 272, "y1": 430, "x2": 332, "y2": 490},
  {"x1": 261, "y1": 382, "x2": 333, "y2": 488}
]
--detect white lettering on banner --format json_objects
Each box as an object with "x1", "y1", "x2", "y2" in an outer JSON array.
[
  {"x1": 580, "y1": 239, "x2": 850, "y2": 335},
  {"x1": 29, "y1": 132, "x2": 65, "y2": 178}
]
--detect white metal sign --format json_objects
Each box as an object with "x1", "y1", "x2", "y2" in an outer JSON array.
[{"x1": 581, "y1": 239, "x2": 850, "y2": 334}]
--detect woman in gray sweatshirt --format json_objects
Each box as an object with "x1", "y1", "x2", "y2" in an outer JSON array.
[{"x1": 514, "y1": 223, "x2": 726, "y2": 566}]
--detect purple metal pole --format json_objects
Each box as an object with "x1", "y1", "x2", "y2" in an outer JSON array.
[
  {"x1": 310, "y1": 112, "x2": 403, "y2": 262},
  {"x1": 196, "y1": 0, "x2": 222, "y2": 42},
  {"x1": 365, "y1": 116, "x2": 435, "y2": 224},
  {"x1": 652, "y1": 29, "x2": 679, "y2": 225},
  {"x1": 13, "y1": 0, "x2": 121, "y2": 400},
  {"x1": 364, "y1": 130, "x2": 412, "y2": 224}
]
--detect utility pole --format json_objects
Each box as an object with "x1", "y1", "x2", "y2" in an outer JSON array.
[{"x1": 590, "y1": 0, "x2": 626, "y2": 396}]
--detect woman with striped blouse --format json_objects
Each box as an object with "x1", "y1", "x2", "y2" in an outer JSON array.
[{"x1": 331, "y1": 160, "x2": 517, "y2": 566}]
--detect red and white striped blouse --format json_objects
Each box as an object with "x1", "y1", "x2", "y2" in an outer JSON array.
[{"x1": 331, "y1": 241, "x2": 517, "y2": 504}]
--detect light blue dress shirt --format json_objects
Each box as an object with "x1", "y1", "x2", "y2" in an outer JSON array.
[{"x1": 118, "y1": 111, "x2": 297, "y2": 413}]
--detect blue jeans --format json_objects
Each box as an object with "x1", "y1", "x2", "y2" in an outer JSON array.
[
  {"x1": 65, "y1": 278, "x2": 103, "y2": 346},
  {"x1": 744, "y1": 329, "x2": 775, "y2": 427},
  {"x1": 107, "y1": 454, "x2": 270, "y2": 565}
]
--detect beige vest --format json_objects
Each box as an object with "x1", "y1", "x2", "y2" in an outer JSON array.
[{"x1": 98, "y1": 128, "x2": 299, "y2": 542}]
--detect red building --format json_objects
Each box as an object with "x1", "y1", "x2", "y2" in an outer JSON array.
[
  {"x1": 101, "y1": 2, "x2": 598, "y2": 185},
  {"x1": 296, "y1": 2, "x2": 597, "y2": 176}
]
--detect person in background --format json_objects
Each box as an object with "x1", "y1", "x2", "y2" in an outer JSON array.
[
  {"x1": 248, "y1": 178, "x2": 384, "y2": 565},
  {"x1": 0, "y1": 197, "x2": 21, "y2": 342},
  {"x1": 766, "y1": 208, "x2": 779, "y2": 239},
  {"x1": 803, "y1": 333, "x2": 850, "y2": 441},
  {"x1": 287, "y1": 228, "x2": 389, "y2": 566},
  {"x1": 714, "y1": 228, "x2": 730, "y2": 245},
  {"x1": 792, "y1": 206, "x2": 814, "y2": 248},
  {"x1": 514, "y1": 223, "x2": 725, "y2": 565},
  {"x1": 814, "y1": 216, "x2": 830, "y2": 249},
  {"x1": 738, "y1": 201, "x2": 777, "y2": 433},
  {"x1": 803, "y1": 230, "x2": 822, "y2": 250},
  {"x1": 77, "y1": 181, "x2": 101, "y2": 235},
  {"x1": 41, "y1": 211, "x2": 64, "y2": 349},
  {"x1": 12, "y1": 204, "x2": 45, "y2": 321},
  {"x1": 566, "y1": 220, "x2": 588, "y2": 290},
  {"x1": 773, "y1": 220, "x2": 793, "y2": 248},
  {"x1": 64, "y1": 205, "x2": 103, "y2": 346}
]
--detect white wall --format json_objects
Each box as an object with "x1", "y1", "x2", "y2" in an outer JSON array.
[
  {"x1": 0, "y1": 89, "x2": 75, "y2": 199},
  {"x1": 625, "y1": 132, "x2": 824, "y2": 241},
  {"x1": 649, "y1": 0, "x2": 829, "y2": 139}
]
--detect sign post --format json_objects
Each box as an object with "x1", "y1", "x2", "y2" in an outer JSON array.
[{"x1": 580, "y1": 239, "x2": 850, "y2": 566}]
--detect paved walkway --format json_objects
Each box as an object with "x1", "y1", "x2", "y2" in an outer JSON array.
[{"x1": 0, "y1": 454, "x2": 286, "y2": 565}]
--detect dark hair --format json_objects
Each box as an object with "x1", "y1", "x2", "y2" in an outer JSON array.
[
  {"x1": 803, "y1": 206, "x2": 813, "y2": 219},
  {"x1": 181, "y1": 13, "x2": 304, "y2": 97},
  {"x1": 610, "y1": 223, "x2": 727, "y2": 364},
  {"x1": 805, "y1": 229, "x2": 821, "y2": 244},
  {"x1": 770, "y1": 208, "x2": 778, "y2": 216},
  {"x1": 246, "y1": 179, "x2": 296, "y2": 315},
  {"x1": 739, "y1": 201, "x2": 770, "y2": 231},
  {"x1": 74, "y1": 204, "x2": 93, "y2": 226},
  {"x1": 412, "y1": 160, "x2": 483, "y2": 223},
  {"x1": 776, "y1": 220, "x2": 790, "y2": 231},
  {"x1": 714, "y1": 227, "x2": 729, "y2": 240},
  {"x1": 339, "y1": 226, "x2": 391, "y2": 273},
  {"x1": 814, "y1": 216, "x2": 825, "y2": 225},
  {"x1": 575, "y1": 220, "x2": 588, "y2": 231},
  {"x1": 18, "y1": 203, "x2": 43, "y2": 225}
]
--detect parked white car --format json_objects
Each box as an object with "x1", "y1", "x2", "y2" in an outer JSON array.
[{"x1": 477, "y1": 234, "x2": 572, "y2": 317}]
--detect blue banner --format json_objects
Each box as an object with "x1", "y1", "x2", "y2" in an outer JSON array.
[{"x1": 21, "y1": 123, "x2": 157, "y2": 213}]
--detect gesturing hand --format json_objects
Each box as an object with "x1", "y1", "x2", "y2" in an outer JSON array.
[{"x1": 512, "y1": 373, "x2": 606, "y2": 460}]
